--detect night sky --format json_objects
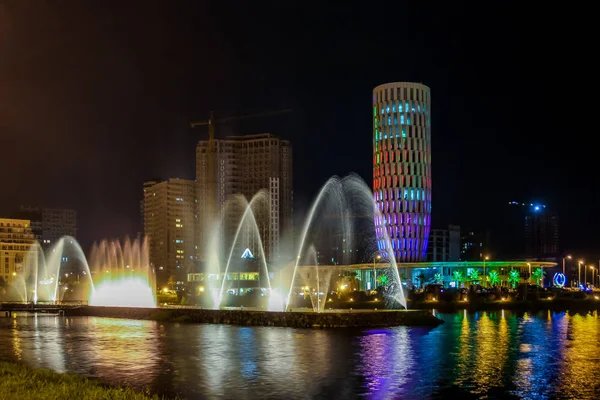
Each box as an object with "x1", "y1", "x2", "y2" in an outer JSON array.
[{"x1": 0, "y1": 1, "x2": 597, "y2": 257}]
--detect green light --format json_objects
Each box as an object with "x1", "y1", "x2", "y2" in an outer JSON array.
[{"x1": 373, "y1": 106, "x2": 377, "y2": 117}]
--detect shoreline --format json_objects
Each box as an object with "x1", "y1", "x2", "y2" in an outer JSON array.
[
  {"x1": 64, "y1": 306, "x2": 444, "y2": 328},
  {"x1": 410, "y1": 298, "x2": 600, "y2": 312},
  {"x1": 0, "y1": 361, "x2": 169, "y2": 400}
]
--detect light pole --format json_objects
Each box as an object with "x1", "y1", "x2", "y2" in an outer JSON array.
[
  {"x1": 591, "y1": 266, "x2": 595, "y2": 289},
  {"x1": 562, "y1": 254, "x2": 572, "y2": 275},
  {"x1": 373, "y1": 254, "x2": 381, "y2": 289},
  {"x1": 527, "y1": 263, "x2": 531, "y2": 284},
  {"x1": 578, "y1": 260, "x2": 584, "y2": 288},
  {"x1": 483, "y1": 256, "x2": 489, "y2": 287}
]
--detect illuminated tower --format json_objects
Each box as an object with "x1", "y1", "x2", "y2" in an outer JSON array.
[{"x1": 373, "y1": 82, "x2": 431, "y2": 261}]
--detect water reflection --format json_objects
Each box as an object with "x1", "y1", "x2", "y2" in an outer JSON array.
[{"x1": 1, "y1": 311, "x2": 600, "y2": 399}]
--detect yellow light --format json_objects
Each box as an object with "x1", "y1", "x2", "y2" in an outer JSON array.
[
  {"x1": 374, "y1": 298, "x2": 378, "y2": 302},
  {"x1": 595, "y1": 296, "x2": 599, "y2": 300},
  {"x1": 432, "y1": 297, "x2": 436, "y2": 302},
  {"x1": 162, "y1": 287, "x2": 169, "y2": 293},
  {"x1": 463, "y1": 297, "x2": 468, "y2": 301},
  {"x1": 198, "y1": 286, "x2": 205, "y2": 292},
  {"x1": 567, "y1": 255, "x2": 572, "y2": 259},
  {"x1": 485, "y1": 256, "x2": 489, "y2": 260},
  {"x1": 501, "y1": 297, "x2": 506, "y2": 301},
  {"x1": 350, "y1": 298, "x2": 354, "y2": 302},
  {"x1": 12, "y1": 272, "x2": 16, "y2": 276}
]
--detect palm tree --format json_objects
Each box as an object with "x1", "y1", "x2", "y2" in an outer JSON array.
[
  {"x1": 468, "y1": 269, "x2": 480, "y2": 283},
  {"x1": 452, "y1": 270, "x2": 465, "y2": 288},
  {"x1": 433, "y1": 272, "x2": 443, "y2": 284},
  {"x1": 508, "y1": 269, "x2": 520, "y2": 289},
  {"x1": 531, "y1": 268, "x2": 546, "y2": 286},
  {"x1": 488, "y1": 270, "x2": 501, "y2": 286}
]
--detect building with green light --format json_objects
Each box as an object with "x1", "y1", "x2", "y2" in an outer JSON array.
[{"x1": 296, "y1": 260, "x2": 557, "y2": 292}]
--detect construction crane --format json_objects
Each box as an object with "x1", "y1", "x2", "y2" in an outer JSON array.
[
  {"x1": 190, "y1": 108, "x2": 292, "y2": 141},
  {"x1": 190, "y1": 108, "x2": 292, "y2": 257}
]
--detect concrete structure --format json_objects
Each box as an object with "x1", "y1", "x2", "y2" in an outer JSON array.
[
  {"x1": 16, "y1": 206, "x2": 76, "y2": 247},
  {"x1": 503, "y1": 201, "x2": 559, "y2": 259},
  {"x1": 295, "y1": 260, "x2": 557, "y2": 292},
  {"x1": 196, "y1": 133, "x2": 293, "y2": 264},
  {"x1": 0, "y1": 218, "x2": 36, "y2": 285},
  {"x1": 143, "y1": 179, "x2": 196, "y2": 286},
  {"x1": 460, "y1": 230, "x2": 490, "y2": 261},
  {"x1": 427, "y1": 225, "x2": 461, "y2": 262},
  {"x1": 373, "y1": 82, "x2": 431, "y2": 262}
]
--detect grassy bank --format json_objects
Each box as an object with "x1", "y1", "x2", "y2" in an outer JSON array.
[{"x1": 0, "y1": 362, "x2": 169, "y2": 400}]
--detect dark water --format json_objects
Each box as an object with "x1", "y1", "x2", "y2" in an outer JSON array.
[{"x1": 1, "y1": 311, "x2": 599, "y2": 399}]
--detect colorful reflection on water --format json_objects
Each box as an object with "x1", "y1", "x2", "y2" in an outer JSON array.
[{"x1": 1, "y1": 311, "x2": 600, "y2": 399}]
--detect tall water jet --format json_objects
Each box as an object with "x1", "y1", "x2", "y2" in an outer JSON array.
[
  {"x1": 299, "y1": 245, "x2": 333, "y2": 313},
  {"x1": 89, "y1": 237, "x2": 156, "y2": 308},
  {"x1": 342, "y1": 174, "x2": 407, "y2": 309},
  {"x1": 218, "y1": 191, "x2": 274, "y2": 309},
  {"x1": 285, "y1": 177, "x2": 349, "y2": 310}
]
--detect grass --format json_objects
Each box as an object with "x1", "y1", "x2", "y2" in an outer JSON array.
[{"x1": 0, "y1": 361, "x2": 171, "y2": 400}]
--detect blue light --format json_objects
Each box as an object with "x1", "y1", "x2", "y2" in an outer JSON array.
[
  {"x1": 241, "y1": 248, "x2": 254, "y2": 259},
  {"x1": 534, "y1": 206, "x2": 540, "y2": 211},
  {"x1": 553, "y1": 273, "x2": 566, "y2": 287}
]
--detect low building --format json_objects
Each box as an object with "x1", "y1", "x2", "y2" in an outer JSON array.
[
  {"x1": 16, "y1": 206, "x2": 77, "y2": 248},
  {"x1": 0, "y1": 218, "x2": 36, "y2": 285},
  {"x1": 294, "y1": 260, "x2": 557, "y2": 292},
  {"x1": 427, "y1": 225, "x2": 460, "y2": 262}
]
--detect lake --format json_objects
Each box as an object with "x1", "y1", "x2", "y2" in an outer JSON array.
[{"x1": 1, "y1": 310, "x2": 599, "y2": 399}]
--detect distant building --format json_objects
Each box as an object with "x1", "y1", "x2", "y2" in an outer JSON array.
[
  {"x1": 0, "y1": 218, "x2": 36, "y2": 285},
  {"x1": 460, "y1": 230, "x2": 490, "y2": 261},
  {"x1": 16, "y1": 206, "x2": 77, "y2": 247},
  {"x1": 507, "y1": 201, "x2": 559, "y2": 259},
  {"x1": 427, "y1": 225, "x2": 461, "y2": 262},
  {"x1": 372, "y1": 82, "x2": 432, "y2": 262},
  {"x1": 196, "y1": 133, "x2": 293, "y2": 264},
  {"x1": 143, "y1": 179, "x2": 196, "y2": 286}
]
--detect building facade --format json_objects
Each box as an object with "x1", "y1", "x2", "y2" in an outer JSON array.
[
  {"x1": 0, "y1": 218, "x2": 36, "y2": 285},
  {"x1": 427, "y1": 225, "x2": 461, "y2": 262},
  {"x1": 196, "y1": 133, "x2": 293, "y2": 264},
  {"x1": 16, "y1": 206, "x2": 77, "y2": 247},
  {"x1": 373, "y1": 82, "x2": 432, "y2": 262},
  {"x1": 143, "y1": 179, "x2": 196, "y2": 286},
  {"x1": 507, "y1": 201, "x2": 559, "y2": 259},
  {"x1": 460, "y1": 230, "x2": 490, "y2": 261}
]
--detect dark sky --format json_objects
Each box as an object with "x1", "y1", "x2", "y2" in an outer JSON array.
[{"x1": 0, "y1": 1, "x2": 597, "y2": 257}]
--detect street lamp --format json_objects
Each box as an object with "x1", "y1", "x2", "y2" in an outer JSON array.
[
  {"x1": 578, "y1": 260, "x2": 584, "y2": 288},
  {"x1": 483, "y1": 256, "x2": 489, "y2": 287},
  {"x1": 562, "y1": 254, "x2": 572, "y2": 275},
  {"x1": 373, "y1": 254, "x2": 381, "y2": 289}
]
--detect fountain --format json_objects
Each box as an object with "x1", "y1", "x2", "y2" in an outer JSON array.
[
  {"x1": 2, "y1": 175, "x2": 405, "y2": 312},
  {"x1": 284, "y1": 174, "x2": 407, "y2": 310},
  {"x1": 88, "y1": 237, "x2": 156, "y2": 308},
  {"x1": 3, "y1": 236, "x2": 156, "y2": 308}
]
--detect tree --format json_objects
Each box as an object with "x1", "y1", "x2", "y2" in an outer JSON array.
[
  {"x1": 433, "y1": 273, "x2": 443, "y2": 284},
  {"x1": 531, "y1": 268, "x2": 545, "y2": 285},
  {"x1": 416, "y1": 273, "x2": 427, "y2": 289},
  {"x1": 468, "y1": 269, "x2": 480, "y2": 283},
  {"x1": 167, "y1": 275, "x2": 176, "y2": 290},
  {"x1": 452, "y1": 270, "x2": 465, "y2": 288},
  {"x1": 488, "y1": 270, "x2": 501, "y2": 286},
  {"x1": 508, "y1": 269, "x2": 520, "y2": 289}
]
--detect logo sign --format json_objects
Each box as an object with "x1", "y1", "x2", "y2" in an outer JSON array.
[{"x1": 553, "y1": 272, "x2": 566, "y2": 287}]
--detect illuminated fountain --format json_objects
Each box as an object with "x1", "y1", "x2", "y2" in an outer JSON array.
[
  {"x1": 14, "y1": 236, "x2": 92, "y2": 304},
  {"x1": 285, "y1": 174, "x2": 407, "y2": 311},
  {"x1": 88, "y1": 237, "x2": 156, "y2": 308}
]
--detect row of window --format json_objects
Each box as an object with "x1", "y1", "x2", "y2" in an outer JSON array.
[
  {"x1": 374, "y1": 85, "x2": 429, "y2": 104},
  {"x1": 373, "y1": 175, "x2": 430, "y2": 191},
  {"x1": 374, "y1": 159, "x2": 430, "y2": 177}
]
